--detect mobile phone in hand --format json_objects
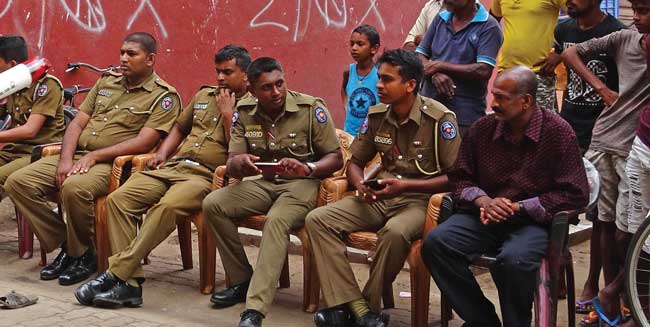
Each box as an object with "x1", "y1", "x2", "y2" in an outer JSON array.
[{"x1": 363, "y1": 179, "x2": 386, "y2": 190}]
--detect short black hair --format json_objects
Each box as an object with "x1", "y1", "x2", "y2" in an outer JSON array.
[
  {"x1": 377, "y1": 49, "x2": 423, "y2": 90},
  {"x1": 0, "y1": 35, "x2": 28, "y2": 63},
  {"x1": 215, "y1": 45, "x2": 251, "y2": 72},
  {"x1": 352, "y1": 24, "x2": 380, "y2": 47},
  {"x1": 123, "y1": 32, "x2": 157, "y2": 54},
  {"x1": 247, "y1": 57, "x2": 283, "y2": 86}
]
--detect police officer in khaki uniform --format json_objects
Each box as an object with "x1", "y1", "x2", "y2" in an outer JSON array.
[
  {"x1": 307, "y1": 49, "x2": 461, "y2": 327},
  {"x1": 202, "y1": 57, "x2": 343, "y2": 327},
  {"x1": 0, "y1": 35, "x2": 65, "y2": 188},
  {"x1": 73, "y1": 45, "x2": 252, "y2": 308},
  {"x1": 5, "y1": 32, "x2": 180, "y2": 286}
]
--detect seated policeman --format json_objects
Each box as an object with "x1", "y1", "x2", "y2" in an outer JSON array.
[
  {"x1": 0, "y1": 35, "x2": 65, "y2": 190},
  {"x1": 5, "y1": 32, "x2": 180, "y2": 286},
  {"x1": 421, "y1": 66, "x2": 589, "y2": 327},
  {"x1": 202, "y1": 57, "x2": 343, "y2": 327},
  {"x1": 306, "y1": 49, "x2": 461, "y2": 327},
  {"x1": 73, "y1": 45, "x2": 252, "y2": 308}
]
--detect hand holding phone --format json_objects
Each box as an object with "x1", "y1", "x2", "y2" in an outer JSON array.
[{"x1": 363, "y1": 179, "x2": 386, "y2": 190}]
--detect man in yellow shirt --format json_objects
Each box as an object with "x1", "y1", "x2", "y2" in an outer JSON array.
[{"x1": 490, "y1": 0, "x2": 566, "y2": 111}]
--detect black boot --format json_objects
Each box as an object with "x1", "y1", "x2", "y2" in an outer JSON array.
[
  {"x1": 314, "y1": 306, "x2": 354, "y2": 327},
  {"x1": 58, "y1": 247, "x2": 97, "y2": 286},
  {"x1": 74, "y1": 272, "x2": 118, "y2": 306},
  {"x1": 40, "y1": 248, "x2": 74, "y2": 280},
  {"x1": 355, "y1": 312, "x2": 389, "y2": 327},
  {"x1": 210, "y1": 280, "x2": 249, "y2": 307},
  {"x1": 239, "y1": 309, "x2": 264, "y2": 327},
  {"x1": 92, "y1": 280, "x2": 143, "y2": 308}
]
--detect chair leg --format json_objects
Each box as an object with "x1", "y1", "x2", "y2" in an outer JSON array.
[
  {"x1": 194, "y1": 212, "x2": 216, "y2": 294},
  {"x1": 280, "y1": 252, "x2": 290, "y2": 289},
  {"x1": 408, "y1": 241, "x2": 430, "y2": 327},
  {"x1": 565, "y1": 252, "x2": 576, "y2": 327},
  {"x1": 440, "y1": 293, "x2": 452, "y2": 327},
  {"x1": 177, "y1": 219, "x2": 193, "y2": 270},
  {"x1": 94, "y1": 196, "x2": 110, "y2": 272},
  {"x1": 558, "y1": 265, "x2": 567, "y2": 299},
  {"x1": 40, "y1": 248, "x2": 47, "y2": 266},
  {"x1": 297, "y1": 229, "x2": 319, "y2": 313},
  {"x1": 16, "y1": 208, "x2": 34, "y2": 259}
]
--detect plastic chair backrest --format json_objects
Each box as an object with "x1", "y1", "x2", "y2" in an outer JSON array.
[{"x1": 583, "y1": 157, "x2": 600, "y2": 211}]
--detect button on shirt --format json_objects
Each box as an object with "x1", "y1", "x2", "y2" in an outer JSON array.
[
  {"x1": 350, "y1": 95, "x2": 461, "y2": 180},
  {"x1": 450, "y1": 108, "x2": 589, "y2": 224},
  {"x1": 77, "y1": 72, "x2": 180, "y2": 151},
  {"x1": 171, "y1": 86, "x2": 251, "y2": 171},
  {"x1": 416, "y1": 2, "x2": 503, "y2": 126}
]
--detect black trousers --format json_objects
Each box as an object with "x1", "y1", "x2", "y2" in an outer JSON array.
[{"x1": 421, "y1": 213, "x2": 549, "y2": 327}]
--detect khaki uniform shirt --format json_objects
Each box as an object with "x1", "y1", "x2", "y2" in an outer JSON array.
[
  {"x1": 230, "y1": 90, "x2": 340, "y2": 165},
  {"x1": 171, "y1": 86, "x2": 251, "y2": 171},
  {"x1": 350, "y1": 95, "x2": 461, "y2": 180},
  {"x1": 0, "y1": 74, "x2": 66, "y2": 153},
  {"x1": 77, "y1": 72, "x2": 180, "y2": 151}
]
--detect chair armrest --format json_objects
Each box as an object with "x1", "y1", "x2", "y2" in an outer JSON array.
[
  {"x1": 33, "y1": 142, "x2": 63, "y2": 161},
  {"x1": 107, "y1": 154, "x2": 137, "y2": 192},
  {"x1": 318, "y1": 176, "x2": 351, "y2": 206},
  {"x1": 423, "y1": 193, "x2": 449, "y2": 237},
  {"x1": 131, "y1": 153, "x2": 157, "y2": 172}
]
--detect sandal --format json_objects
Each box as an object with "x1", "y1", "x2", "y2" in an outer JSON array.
[
  {"x1": 592, "y1": 297, "x2": 622, "y2": 326},
  {"x1": 577, "y1": 299, "x2": 595, "y2": 314},
  {"x1": 580, "y1": 311, "x2": 599, "y2": 327},
  {"x1": 0, "y1": 290, "x2": 38, "y2": 309}
]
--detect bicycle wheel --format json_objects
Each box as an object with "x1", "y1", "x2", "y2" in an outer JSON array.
[{"x1": 626, "y1": 216, "x2": 650, "y2": 327}]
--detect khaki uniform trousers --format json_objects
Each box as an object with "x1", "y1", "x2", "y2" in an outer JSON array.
[
  {"x1": 202, "y1": 178, "x2": 320, "y2": 316},
  {"x1": 5, "y1": 154, "x2": 112, "y2": 257},
  {"x1": 0, "y1": 150, "x2": 31, "y2": 191},
  {"x1": 305, "y1": 193, "x2": 429, "y2": 313},
  {"x1": 106, "y1": 162, "x2": 213, "y2": 281}
]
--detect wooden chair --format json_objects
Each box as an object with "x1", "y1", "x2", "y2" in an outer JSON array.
[
  {"x1": 15, "y1": 143, "x2": 137, "y2": 268},
  {"x1": 304, "y1": 176, "x2": 442, "y2": 327},
  {"x1": 435, "y1": 158, "x2": 601, "y2": 327},
  {"x1": 93, "y1": 152, "x2": 216, "y2": 294}
]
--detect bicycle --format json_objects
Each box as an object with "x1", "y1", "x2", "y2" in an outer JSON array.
[{"x1": 625, "y1": 212, "x2": 650, "y2": 326}]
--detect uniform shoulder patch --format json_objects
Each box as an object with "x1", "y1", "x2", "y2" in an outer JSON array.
[
  {"x1": 161, "y1": 96, "x2": 174, "y2": 110},
  {"x1": 359, "y1": 117, "x2": 369, "y2": 134},
  {"x1": 36, "y1": 83, "x2": 48, "y2": 97},
  {"x1": 315, "y1": 107, "x2": 328, "y2": 123},
  {"x1": 232, "y1": 112, "x2": 239, "y2": 126},
  {"x1": 440, "y1": 121, "x2": 457, "y2": 140}
]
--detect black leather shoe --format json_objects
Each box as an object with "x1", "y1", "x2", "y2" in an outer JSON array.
[
  {"x1": 314, "y1": 306, "x2": 354, "y2": 327},
  {"x1": 74, "y1": 272, "x2": 118, "y2": 306},
  {"x1": 239, "y1": 309, "x2": 264, "y2": 327},
  {"x1": 92, "y1": 280, "x2": 143, "y2": 308},
  {"x1": 355, "y1": 312, "x2": 389, "y2": 327},
  {"x1": 40, "y1": 249, "x2": 74, "y2": 280},
  {"x1": 210, "y1": 280, "x2": 249, "y2": 307},
  {"x1": 58, "y1": 248, "x2": 97, "y2": 286}
]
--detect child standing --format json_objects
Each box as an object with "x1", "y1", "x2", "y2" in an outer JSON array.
[{"x1": 342, "y1": 25, "x2": 380, "y2": 135}]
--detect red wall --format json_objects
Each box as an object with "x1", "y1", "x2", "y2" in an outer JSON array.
[{"x1": 0, "y1": 0, "x2": 492, "y2": 126}]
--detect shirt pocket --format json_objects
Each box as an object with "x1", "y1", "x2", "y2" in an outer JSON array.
[
  {"x1": 409, "y1": 146, "x2": 438, "y2": 174},
  {"x1": 283, "y1": 136, "x2": 311, "y2": 158},
  {"x1": 374, "y1": 143, "x2": 394, "y2": 165},
  {"x1": 119, "y1": 104, "x2": 152, "y2": 126}
]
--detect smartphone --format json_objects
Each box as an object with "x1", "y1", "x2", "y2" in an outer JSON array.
[
  {"x1": 363, "y1": 179, "x2": 386, "y2": 190},
  {"x1": 254, "y1": 162, "x2": 281, "y2": 174}
]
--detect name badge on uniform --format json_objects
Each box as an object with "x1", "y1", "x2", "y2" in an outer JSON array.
[
  {"x1": 374, "y1": 132, "x2": 393, "y2": 145},
  {"x1": 97, "y1": 89, "x2": 112, "y2": 97},
  {"x1": 194, "y1": 102, "x2": 209, "y2": 110},
  {"x1": 244, "y1": 125, "x2": 264, "y2": 138}
]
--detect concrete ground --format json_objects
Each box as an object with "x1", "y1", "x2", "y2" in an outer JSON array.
[{"x1": 0, "y1": 197, "x2": 593, "y2": 326}]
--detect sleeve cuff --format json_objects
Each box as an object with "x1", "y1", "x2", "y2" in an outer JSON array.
[
  {"x1": 521, "y1": 197, "x2": 547, "y2": 223},
  {"x1": 416, "y1": 47, "x2": 430, "y2": 58},
  {"x1": 476, "y1": 56, "x2": 496, "y2": 67},
  {"x1": 460, "y1": 187, "x2": 488, "y2": 203}
]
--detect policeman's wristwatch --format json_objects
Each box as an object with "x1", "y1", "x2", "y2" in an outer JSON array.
[
  {"x1": 518, "y1": 201, "x2": 526, "y2": 215},
  {"x1": 305, "y1": 162, "x2": 317, "y2": 176}
]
